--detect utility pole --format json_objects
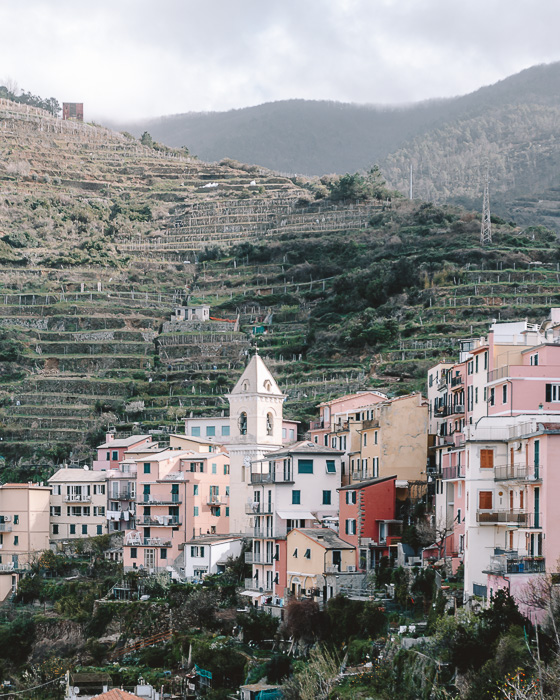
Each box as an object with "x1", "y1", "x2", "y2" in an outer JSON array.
[
  {"x1": 409, "y1": 163, "x2": 413, "y2": 200},
  {"x1": 480, "y1": 167, "x2": 492, "y2": 245}
]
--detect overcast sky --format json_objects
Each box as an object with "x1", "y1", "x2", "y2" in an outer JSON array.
[{"x1": 1, "y1": 0, "x2": 560, "y2": 122}]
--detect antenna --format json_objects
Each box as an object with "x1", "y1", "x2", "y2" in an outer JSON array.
[{"x1": 480, "y1": 167, "x2": 492, "y2": 245}]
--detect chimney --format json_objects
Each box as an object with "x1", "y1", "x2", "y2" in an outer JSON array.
[{"x1": 106, "y1": 433, "x2": 115, "y2": 443}]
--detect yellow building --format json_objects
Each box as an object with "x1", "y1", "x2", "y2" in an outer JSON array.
[
  {"x1": 285, "y1": 528, "x2": 355, "y2": 598},
  {"x1": 0, "y1": 483, "x2": 50, "y2": 601},
  {"x1": 353, "y1": 393, "x2": 429, "y2": 485}
]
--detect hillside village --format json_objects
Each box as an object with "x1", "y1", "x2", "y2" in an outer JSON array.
[{"x1": 3, "y1": 95, "x2": 560, "y2": 698}]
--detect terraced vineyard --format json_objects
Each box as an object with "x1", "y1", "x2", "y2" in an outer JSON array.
[{"x1": 0, "y1": 97, "x2": 559, "y2": 467}]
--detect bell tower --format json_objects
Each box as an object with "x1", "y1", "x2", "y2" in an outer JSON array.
[{"x1": 226, "y1": 351, "x2": 286, "y2": 533}]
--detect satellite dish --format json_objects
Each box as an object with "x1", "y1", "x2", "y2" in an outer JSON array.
[{"x1": 73, "y1": 687, "x2": 80, "y2": 694}]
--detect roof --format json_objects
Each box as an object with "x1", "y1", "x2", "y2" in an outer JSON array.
[
  {"x1": 48, "y1": 468, "x2": 107, "y2": 483},
  {"x1": 291, "y1": 528, "x2": 355, "y2": 550},
  {"x1": 185, "y1": 534, "x2": 243, "y2": 545},
  {"x1": 170, "y1": 433, "x2": 223, "y2": 446},
  {"x1": 98, "y1": 435, "x2": 151, "y2": 449},
  {"x1": 92, "y1": 690, "x2": 143, "y2": 700},
  {"x1": 136, "y1": 449, "x2": 192, "y2": 463},
  {"x1": 124, "y1": 444, "x2": 166, "y2": 454},
  {"x1": 317, "y1": 390, "x2": 387, "y2": 408},
  {"x1": 228, "y1": 351, "x2": 285, "y2": 398},
  {"x1": 264, "y1": 441, "x2": 344, "y2": 458},
  {"x1": 339, "y1": 475, "x2": 397, "y2": 491},
  {"x1": 0, "y1": 483, "x2": 50, "y2": 490}
]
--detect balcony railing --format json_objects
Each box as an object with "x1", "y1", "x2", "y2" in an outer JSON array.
[
  {"x1": 450, "y1": 404, "x2": 465, "y2": 415},
  {"x1": 107, "y1": 469, "x2": 137, "y2": 479},
  {"x1": 245, "y1": 500, "x2": 274, "y2": 515},
  {"x1": 450, "y1": 376, "x2": 463, "y2": 387},
  {"x1": 484, "y1": 555, "x2": 546, "y2": 575},
  {"x1": 64, "y1": 494, "x2": 92, "y2": 503},
  {"x1": 442, "y1": 465, "x2": 464, "y2": 480},
  {"x1": 244, "y1": 578, "x2": 273, "y2": 593},
  {"x1": 477, "y1": 510, "x2": 542, "y2": 527},
  {"x1": 248, "y1": 526, "x2": 288, "y2": 539},
  {"x1": 142, "y1": 496, "x2": 181, "y2": 505},
  {"x1": 140, "y1": 516, "x2": 181, "y2": 527},
  {"x1": 0, "y1": 523, "x2": 13, "y2": 532},
  {"x1": 310, "y1": 420, "x2": 324, "y2": 430},
  {"x1": 245, "y1": 552, "x2": 274, "y2": 564},
  {"x1": 124, "y1": 534, "x2": 172, "y2": 547},
  {"x1": 488, "y1": 365, "x2": 510, "y2": 383},
  {"x1": 494, "y1": 464, "x2": 541, "y2": 482},
  {"x1": 250, "y1": 473, "x2": 293, "y2": 484},
  {"x1": 208, "y1": 495, "x2": 229, "y2": 507},
  {"x1": 111, "y1": 490, "x2": 135, "y2": 500}
]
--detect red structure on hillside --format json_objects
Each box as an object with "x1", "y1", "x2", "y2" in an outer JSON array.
[{"x1": 62, "y1": 102, "x2": 83, "y2": 121}]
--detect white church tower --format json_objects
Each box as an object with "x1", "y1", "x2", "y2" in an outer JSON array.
[{"x1": 226, "y1": 351, "x2": 286, "y2": 533}]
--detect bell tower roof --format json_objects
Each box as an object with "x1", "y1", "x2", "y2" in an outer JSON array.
[{"x1": 229, "y1": 352, "x2": 285, "y2": 398}]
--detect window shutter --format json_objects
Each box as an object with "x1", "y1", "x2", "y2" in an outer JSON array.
[
  {"x1": 478, "y1": 491, "x2": 493, "y2": 510},
  {"x1": 546, "y1": 384, "x2": 552, "y2": 402}
]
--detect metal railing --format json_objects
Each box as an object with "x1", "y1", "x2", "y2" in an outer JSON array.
[
  {"x1": 248, "y1": 526, "x2": 288, "y2": 539},
  {"x1": 0, "y1": 523, "x2": 13, "y2": 532},
  {"x1": 245, "y1": 500, "x2": 274, "y2": 514},
  {"x1": 245, "y1": 552, "x2": 274, "y2": 564},
  {"x1": 494, "y1": 464, "x2": 541, "y2": 482},
  {"x1": 477, "y1": 510, "x2": 542, "y2": 527},
  {"x1": 208, "y1": 495, "x2": 229, "y2": 507},
  {"x1": 64, "y1": 494, "x2": 92, "y2": 502},
  {"x1": 244, "y1": 578, "x2": 273, "y2": 593},
  {"x1": 140, "y1": 516, "x2": 181, "y2": 526},
  {"x1": 442, "y1": 465, "x2": 464, "y2": 480}
]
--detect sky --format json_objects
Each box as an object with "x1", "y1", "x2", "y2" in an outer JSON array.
[{"x1": 1, "y1": 0, "x2": 560, "y2": 123}]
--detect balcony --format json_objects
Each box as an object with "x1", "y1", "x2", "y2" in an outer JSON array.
[
  {"x1": 487, "y1": 365, "x2": 510, "y2": 383},
  {"x1": 248, "y1": 525, "x2": 288, "y2": 539},
  {"x1": 124, "y1": 533, "x2": 172, "y2": 547},
  {"x1": 64, "y1": 493, "x2": 92, "y2": 503},
  {"x1": 111, "y1": 490, "x2": 135, "y2": 500},
  {"x1": 0, "y1": 523, "x2": 13, "y2": 532},
  {"x1": 362, "y1": 419, "x2": 380, "y2": 430},
  {"x1": 245, "y1": 500, "x2": 274, "y2": 515},
  {"x1": 310, "y1": 419, "x2": 324, "y2": 430},
  {"x1": 250, "y1": 473, "x2": 293, "y2": 485},
  {"x1": 442, "y1": 465, "x2": 464, "y2": 480},
  {"x1": 208, "y1": 495, "x2": 229, "y2": 507},
  {"x1": 494, "y1": 464, "x2": 541, "y2": 482},
  {"x1": 142, "y1": 496, "x2": 181, "y2": 505},
  {"x1": 450, "y1": 404, "x2": 465, "y2": 415},
  {"x1": 140, "y1": 516, "x2": 181, "y2": 527},
  {"x1": 245, "y1": 552, "x2": 275, "y2": 564},
  {"x1": 476, "y1": 510, "x2": 542, "y2": 527},
  {"x1": 484, "y1": 553, "x2": 546, "y2": 575},
  {"x1": 450, "y1": 376, "x2": 463, "y2": 388},
  {"x1": 244, "y1": 578, "x2": 273, "y2": 593},
  {"x1": 107, "y1": 468, "x2": 137, "y2": 479}
]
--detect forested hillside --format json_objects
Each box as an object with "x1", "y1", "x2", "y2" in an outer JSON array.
[
  {"x1": 1, "y1": 97, "x2": 560, "y2": 471},
  {"x1": 110, "y1": 62, "x2": 560, "y2": 228}
]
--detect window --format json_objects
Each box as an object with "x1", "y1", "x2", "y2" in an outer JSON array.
[
  {"x1": 326, "y1": 460, "x2": 336, "y2": 473},
  {"x1": 226, "y1": 507, "x2": 229, "y2": 516},
  {"x1": 429, "y1": 374, "x2": 433, "y2": 387},
  {"x1": 82, "y1": 525, "x2": 87, "y2": 535},
  {"x1": 97, "y1": 525, "x2": 103, "y2": 535},
  {"x1": 475, "y1": 355, "x2": 479, "y2": 372},
  {"x1": 193, "y1": 506, "x2": 199, "y2": 517},
  {"x1": 346, "y1": 491, "x2": 357, "y2": 505},
  {"x1": 289, "y1": 429, "x2": 295, "y2": 441},
  {"x1": 331, "y1": 437, "x2": 336, "y2": 448},
  {"x1": 322, "y1": 490, "x2": 331, "y2": 505},
  {"x1": 50, "y1": 506, "x2": 61, "y2": 517},
  {"x1": 372, "y1": 457, "x2": 379, "y2": 478},
  {"x1": 143, "y1": 462, "x2": 151, "y2": 474},
  {"x1": 478, "y1": 491, "x2": 493, "y2": 510},
  {"x1": 221, "y1": 425, "x2": 230, "y2": 436},
  {"x1": 52, "y1": 485, "x2": 61, "y2": 496},
  {"x1": 83, "y1": 507, "x2": 90, "y2": 517},
  {"x1": 304, "y1": 549, "x2": 311, "y2": 559},
  {"x1": 53, "y1": 524, "x2": 59, "y2": 535},
  {"x1": 143, "y1": 484, "x2": 150, "y2": 502},
  {"x1": 266, "y1": 413, "x2": 273, "y2": 436},
  {"x1": 475, "y1": 387, "x2": 478, "y2": 404},
  {"x1": 191, "y1": 426, "x2": 201, "y2": 437},
  {"x1": 480, "y1": 449, "x2": 494, "y2": 469},
  {"x1": 211, "y1": 463, "x2": 217, "y2": 474},
  {"x1": 345, "y1": 519, "x2": 357, "y2": 535},
  {"x1": 206, "y1": 426, "x2": 215, "y2": 437},
  {"x1": 13, "y1": 515, "x2": 18, "y2": 525},
  {"x1": 13, "y1": 536, "x2": 18, "y2": 546},
  {"x1": 160, "y1": 549, "x2": 167, "y2": 559},
  {"x1": 531, "y1": 353, "x2": 539, "y2": 366},
  {"x1": 199, "y1": 462, "x2": 204, "y2": 473},
  {"x1": 106, "y1": 452, "x2": 110, "y2": 460},
  {"x1": 224, "y1": 463, "x2": 230, "y2": 475},
  {"x1": 374, "y1": 431, "x2": 378, "y2": 445},
  {"x1": 112, "y1": 451, "x2": 118, "y2": 461},
  {"x1": 94, "y1": 506, "x2": 105, "y2": 516},
  {"x1": 293, "y1": 549, "x2": 298, "y2": 558},
  {"x1": 363, "y1": 433, "x2": 367, "y2": 447},
  {"x1": 502, "y1": 384, "x2": 508, "y2": 404},
  {"x1": 70, "y1": 524, "x2": 76, "y2": 535},
  {"x1": 298, "y1": 459, "x2": 313, "y2": 474},
  {"x1": 489, "y1": 388, "x2": 495, "y2": 406},
  {"x1": 292, "y1": 490, "x2": 301, "y2": 505},
  {"x1": 484, "y1": 351, "x2": 488, "y2": 370},
  {"x1": 193, "y1": 485, "x2": 198, "y2": 496},
  {"x1": 324, "y1": 434, "x2": 328, "y2": 446},
  {"x1": 282, "y1": 428, "x2": 287, "y2": 439},
  {"x1": 130, "y1": 548, "x2": 137, "y2": 559},
  {"x1": 546, "y1": 384, "x2": 560, "y2": 402},
  {"x1": 239, "y1": 412, "x2": 247, "y2": 435}
]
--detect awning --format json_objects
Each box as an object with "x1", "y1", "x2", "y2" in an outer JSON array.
[
  {"x1": 240, "y1": 590, "x2": 262, "y2": 598},
  {"x1": 276, "y1": 511, "x2": 316, "y2": 521}
]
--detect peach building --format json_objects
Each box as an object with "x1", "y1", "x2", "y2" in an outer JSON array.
[
  {"x1": 122, "y1": 448, "x2": 230, "y2": 573},
  {"x1": 0, "y1": 483, "x2": 50, "y2": 601},
  {"x1": 49, "y1": 468, "x2": 108, "y2": 543}
]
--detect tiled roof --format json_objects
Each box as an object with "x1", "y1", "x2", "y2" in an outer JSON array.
[
  {"x1": 294, "y1": 528, "x2": 355, "y2": 549},
  {"x1": 338, "y1": 475, "x2": 397, "y2": 491},
  {"x1": 48, "y1": 468, "x2": 107, "y2": 483},
  {"x1": 92, "y1": 689, "x2": 143, "y2": 700},
  {"x1": 265, "y1": 441, "x2": 344, "y2": 457},
  {"x1": 98, "y1": 435, "x2": 152, "y2": 449}
]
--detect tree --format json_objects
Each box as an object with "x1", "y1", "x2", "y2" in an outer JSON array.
[
  {"x1": 283, "y1": 646, "x2": 339, "y2": 700},
  {"x1": 140, "y1": 131, "x2": 154, "y2": 148}
]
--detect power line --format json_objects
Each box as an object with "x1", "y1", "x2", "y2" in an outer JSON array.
[{"x1": 0, "y1": 675, "x2": 64, "y2": 697}]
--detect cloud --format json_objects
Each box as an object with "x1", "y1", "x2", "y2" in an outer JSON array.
[{"x1": 0, "y1": 0, "x2": 559, "y2": 121}]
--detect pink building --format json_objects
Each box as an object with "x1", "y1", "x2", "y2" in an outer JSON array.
[
  {"x1": 123, "y1": 448, "x2": 230, "y2": 573},
  {"x1": 93, "y1": 434, "x2": 153, "y2": 471}
]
